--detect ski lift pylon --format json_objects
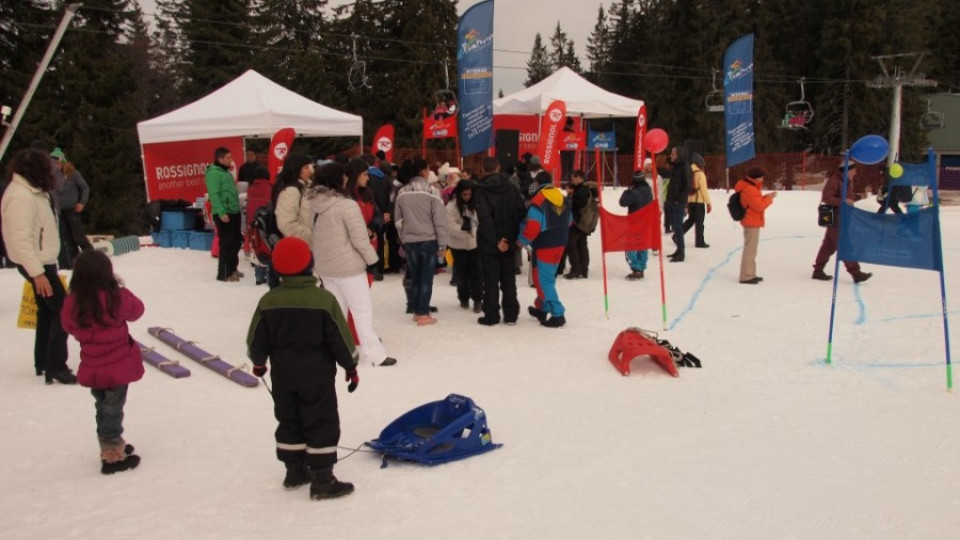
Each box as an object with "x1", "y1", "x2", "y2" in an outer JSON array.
[{"x1": 781, "y1": 77, "x2": 813, "y2": 130}]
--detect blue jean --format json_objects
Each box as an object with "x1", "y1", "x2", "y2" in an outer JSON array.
[
  {"x1": 91, "y1": 385, "x2": 128, "y2": 444},
  {"x1": 626, "y1": 250, "x2": 648, "y2": 271},
  {"x1": 404, "y1": 241, "x2": 438, "y2": 316}
]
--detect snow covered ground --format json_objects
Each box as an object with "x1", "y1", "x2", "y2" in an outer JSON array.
[{"x1": 1, "y1": 189, "x2": 958, "y2": 540}]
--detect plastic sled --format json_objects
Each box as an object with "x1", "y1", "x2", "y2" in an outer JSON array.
[
  {"x1": 608, "y1": 327, "x2": 678, "y2": 377},
  {"x1": 366, "y1": 394, "x2": 502, "y2": 465}
]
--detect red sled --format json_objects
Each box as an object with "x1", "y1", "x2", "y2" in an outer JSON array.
[{"x1": 608, "y1": 327, "x2": 678, "y2": 377}]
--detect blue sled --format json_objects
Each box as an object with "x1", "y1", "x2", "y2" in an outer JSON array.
[{"x1": 366, "y1": 394, "x2": 503, "y2": 465}]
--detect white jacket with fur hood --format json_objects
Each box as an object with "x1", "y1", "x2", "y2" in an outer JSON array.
[
  {"x1": 1, "y1": 173, "x2": 60, "y2": 277},
  {"x1": 307, "y1": 186, "x2": 378, "y2": 278}
]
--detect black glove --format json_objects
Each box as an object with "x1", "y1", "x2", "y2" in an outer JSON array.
[
  {"x1": 366, "y1": 264, "x2": 378, "y2": 274},
  {"x1": 252, "y1": 364, "x2": 268, "y2": 378},
  {"x1": 345, "y1": 368, "x2": 359, "y2": 393}
]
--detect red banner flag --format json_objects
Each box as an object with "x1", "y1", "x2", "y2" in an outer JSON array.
[
  {"x1": 141, "y1": 137, "x2": 244, "y2": 202},
  {"x1": 268, "y1": 128, "x2": 296, "y2": 182},
  {"x1": 599, "y1": 205, "x2": 662, "y2": 253},
  {"x1": 633, "y1": 105, "x2": 647, "y2": 172},
  {"x1": 537, "y1": 100, "x2": 567, "y2": 178},
  {"x1": 371, "y1": 124, "x2": 395, "y2": 162}
]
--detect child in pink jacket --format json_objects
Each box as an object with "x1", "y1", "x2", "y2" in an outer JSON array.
[{"x1": 62, "y1": 250, "x2": 145, "y2": 475}]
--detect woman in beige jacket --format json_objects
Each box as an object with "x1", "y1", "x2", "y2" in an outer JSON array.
[
  {"x1": 682, "y1": 153, "x2": 712, "y2": 248},
  {"x1": 0, "y1": 148, "x2": 76, "y2": 384}
]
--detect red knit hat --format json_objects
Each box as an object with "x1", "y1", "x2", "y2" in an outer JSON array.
[{"x1": 272, "y1": 237, "x2": 313, "y2": 276}]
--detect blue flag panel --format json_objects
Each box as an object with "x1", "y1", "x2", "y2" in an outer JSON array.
[
  {"x1": 457, "y1": 0, "x2": 494, "y2": 157},
  {"x1": 838, "y1": 205, "x2": 942, "y2": 272},
  {"x1": 723, "y1": 34, "x2": 755, "y2": 168}
]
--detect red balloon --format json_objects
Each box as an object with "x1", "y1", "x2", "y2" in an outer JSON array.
[{"x1": 644, "y1": 128, "x2": 669, "y2": 154}]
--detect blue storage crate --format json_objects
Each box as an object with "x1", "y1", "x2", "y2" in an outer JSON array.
[
  {"x1": 152, "y1": 230, "x2": 171, "y2": 248},
  {"x1": 161, "y1": 211, "x2": 195, "y2": 230},
  {"x1": 170, "y1": 230, "x2": 190, "y2": 249},
  {"x1": 188, "y1": 231, "x2": 214, "y2": 251}
]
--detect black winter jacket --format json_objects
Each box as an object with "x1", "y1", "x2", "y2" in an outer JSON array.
[
  {"x1": 474, "y1": 173, "x2": 525, "y2": 254},
  {"x1": 620, "y1": 181, "x2": 654, "y2": 214},
  {"x1": 666, "y1": 148, "x2": 692, "y2": 203},
  {"x1": 247, "y1": 276, "x2": 358, "y2": 384}
]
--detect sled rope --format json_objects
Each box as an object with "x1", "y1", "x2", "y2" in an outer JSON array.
[
  {"x1": 156, "y1": 360, "x2": 180, "y2": 368},
  {"x1": 198, "y1": 354, "x2": 219, "y2": 364},
  {"x1": 226, "y1": 363, "x2": 248, "y2": 378}
]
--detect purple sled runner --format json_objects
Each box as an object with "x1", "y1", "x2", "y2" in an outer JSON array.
[
  {"x1": 147, "y1": 327, "x2": 258, "y2": 388},
  {"x1": 135, "y1": 340, "x2": 191, "y2": 378}
]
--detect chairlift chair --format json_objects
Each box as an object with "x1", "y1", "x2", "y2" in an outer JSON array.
[
  {"x1": 431, "y1": 60, "x2": 459, "y2": 120},
  {"x1": 920, "y1": 99, "x2": 944, "y2": 129},
  {"x1": 781, "y1": 78, "x2": 814, "y2": 130},
  {"x1": 705, "y1": 69, "x2": 724, "y2": 113}
]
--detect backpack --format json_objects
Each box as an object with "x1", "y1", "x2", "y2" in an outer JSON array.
[
  {"x1": 727, "y1": 191, "x2": 746, "y2": 221},
  {"x1": 248, "y1": 203, "x2": 281, "y2": 264},
  {"x1": 577, "y1": 195, "x2": 600, "y2": 234}
]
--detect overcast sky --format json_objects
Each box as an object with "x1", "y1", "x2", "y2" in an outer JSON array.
[{"x1": 136, "y1": 0, "x2": 602, "y2": 94}]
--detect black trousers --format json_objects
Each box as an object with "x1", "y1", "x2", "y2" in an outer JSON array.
[
  {"x1": 451, "y1": 248, "x2": 483, "y2": 305},
  {"x1": 566, "y1": 227, "x2": 589, "y2": 276},
  {"x1": 18, "y1": 264, "x2": 69, "y2": 374},
  {"x1": 667, "y1": 201, "x2": 686, "y2": 253},
  {"x1": 58, "y1": 209, "x2": 93, "y2": 269},
  {"x1": 271, "y1": 373, "x2": 340, "y2": 469},
  {"x1": 480, "y1": 250, "x2": 520, "y2": 323},
  {"x1": 214, "y1": 213, "x2": 242, "y2": 280},
  {"x1": 682, "y1": 202, "x2": 707, "y2": 246}
]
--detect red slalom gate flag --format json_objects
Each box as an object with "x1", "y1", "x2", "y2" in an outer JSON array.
[
  {"x1": 268, "y1": 128, "x2": 296, "y2": 182},
  {"x1": 537, "y1": 100, "x2": 567, "y2": 180},
  {"x1": 633, "y1": 105, "x2": 647, "y2": 172},
  {"x1": 599, "y1": 205, "x2": 662, "y2": 253},
  {"x1": 371, "y1": 124, "x2": 395, "y2": 163}
]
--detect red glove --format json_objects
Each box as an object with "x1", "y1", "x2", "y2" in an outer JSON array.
[
  {"x1": 345, "y1": 368, "x2": 359, "y2": 393},
  {"x1": 252, "y1": 364, "x2": 268, "y2": 378}
]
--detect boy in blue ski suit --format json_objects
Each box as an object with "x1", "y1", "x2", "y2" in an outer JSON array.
[{"x1": 520, "y1": 172, "x2": 571, "y2": 328}]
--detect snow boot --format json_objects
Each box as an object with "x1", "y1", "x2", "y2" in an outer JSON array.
[
  {"x1": 540, "y1": 315, "x2": 566, "y2": 328},
  {"x1": 283, "y1": 462, "x2": 309, "y2": 490},
  {"x1": 812, "y1": 269, "x2": 832, "y2": 281},
  {"x1": 100, "y1": 445, "x2": 140, "y2": 475},
  {"x1": 626, "y1": 271, "x2": 644, "y2": 280},
  {"x1": 309, "y1": 467, "x2": 354, "y2": 500},
  {"x1": 45, "y1": 369, "x2": 77, "y2": 385},
  {"x1": 853, "y1": 272, "x2": 873, "y2": 284},
  {"x1": 527, "y1": 305, "x2": 548, "y2": 322}
]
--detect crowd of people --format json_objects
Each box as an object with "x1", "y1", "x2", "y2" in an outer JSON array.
[{"x1": 1, "y1": 140, "x2": 896, "y2": 496}]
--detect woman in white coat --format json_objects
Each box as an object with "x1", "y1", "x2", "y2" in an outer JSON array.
[
  {"x1": 308, "y1": 163, "x2": 396, "y2": 367},
  {"x1": 1, "y1": 148, "x2": 77, "y2": 384}
]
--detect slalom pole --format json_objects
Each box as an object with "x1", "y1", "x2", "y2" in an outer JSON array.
[
  {"x1": 928, "y1": 149, "x2": 953, "y2": 389},
  {"x1": 651, "y1": 152, "x2": 668, "y2": 330},
  {"x1": 597, "y1": 148, "x2": 610, "y2": 318},
  {"x1": 825, "y1": 154, "x2": 850, "y2": 364}
]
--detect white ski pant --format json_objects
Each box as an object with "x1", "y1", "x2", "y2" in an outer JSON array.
[{"x1": 320, "y1": 273, "x2": 388, "y2": 366}]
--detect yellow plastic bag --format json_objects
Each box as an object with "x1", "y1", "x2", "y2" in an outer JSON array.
[{"x1": 17, "y1": 275, "x2": 69, "y2": 329}]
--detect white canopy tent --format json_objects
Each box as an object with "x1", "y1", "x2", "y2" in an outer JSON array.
[
  {"x1": 493, "y1": 67, "x2": 644, "y2": 118},
  {"x1": 137, "y1": 70, "x2": 363, "y2": 144}
]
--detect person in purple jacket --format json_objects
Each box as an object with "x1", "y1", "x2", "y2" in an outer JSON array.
[{"x1": 62, "y1": 250, "x2": 145, "y2": 475}]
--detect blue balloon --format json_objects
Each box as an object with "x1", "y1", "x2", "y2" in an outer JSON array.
[{"x1": 849, "y1": 135, "x2": 889, "y2": 165}]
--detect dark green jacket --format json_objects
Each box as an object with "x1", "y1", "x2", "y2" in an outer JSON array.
[{"x1": 247, "y1": 276, "x2": 358, "y2": 381}]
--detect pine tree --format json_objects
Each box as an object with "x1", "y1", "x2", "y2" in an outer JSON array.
[
  {"x1": 562, "y1": 42, "x2": 583, "y2": 74},
  {"x1": 525, "y1": 33, "x2": 552, "y2": 87},
  {"x1": 178, "y1": 0, "x2": 253, "y2": 101},
  {"x1": 585, "y1": 6, "x2": 610, "y2": 81}
]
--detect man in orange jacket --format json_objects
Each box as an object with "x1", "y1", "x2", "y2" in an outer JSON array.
[{"x1": 734, "y1": 167, "x2": 777, "y2": 284}]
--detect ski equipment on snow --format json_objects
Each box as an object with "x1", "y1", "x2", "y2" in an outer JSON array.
[
  {"x1": 147, "y1": 327, "x2": 259, "y2": 387},
  {"x1": 136, "y1": 340, "x2": 191, "y2": 378}
]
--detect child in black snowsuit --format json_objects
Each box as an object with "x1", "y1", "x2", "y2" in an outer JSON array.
[{"x1": 247, "y1": 237, "x2": 359, "y2": 500}]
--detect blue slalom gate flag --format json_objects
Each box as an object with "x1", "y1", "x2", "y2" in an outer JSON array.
[
  {"x1": 723, "y1": 34, "x2": 755, "y2": 168},
  {"x1": 838, "y1": 205, "x2": 942, "y2": 271},
  {"x1": 457, "y1": 0, "x2": 494, "y2": 157}
]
